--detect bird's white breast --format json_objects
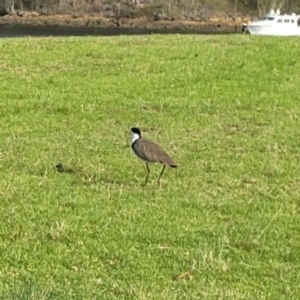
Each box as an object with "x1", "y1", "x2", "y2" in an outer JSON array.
[{"x1": 131, "y1": 132, "x2": 140, "y2": 145}]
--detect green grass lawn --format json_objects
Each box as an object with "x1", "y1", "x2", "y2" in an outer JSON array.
[{"x1": 1, "y1": 34, "x2": 300, "y2": 299}]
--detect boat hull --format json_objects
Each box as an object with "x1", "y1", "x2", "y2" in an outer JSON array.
[{"x1": 247, "y1": 24, "x2": 300, "y2": 36}]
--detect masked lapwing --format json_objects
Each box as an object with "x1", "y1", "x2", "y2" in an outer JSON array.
[{"x1": 131, "y1": 127, "x2": 177, "y2": 186}]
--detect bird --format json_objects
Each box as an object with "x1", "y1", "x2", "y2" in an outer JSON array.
[
  {"x1": 55, "y1": 163, "x2": 75, "y2": 174},
  {"x1": 130, "y1": 127, "x2": 177, "y2": 186}
]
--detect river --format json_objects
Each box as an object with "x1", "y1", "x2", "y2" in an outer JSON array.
[{"x1": 0, "y1": 24, "x2": 238, "y2": 38}]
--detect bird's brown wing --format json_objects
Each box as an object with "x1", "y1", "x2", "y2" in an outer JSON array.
[{"x1": 135, "y1": 139, "x2": 177, "y2": 167}]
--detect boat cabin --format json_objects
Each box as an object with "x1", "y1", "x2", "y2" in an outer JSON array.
[{"x1": 259, "y1": 10, "x2": 300, "y2": 26}]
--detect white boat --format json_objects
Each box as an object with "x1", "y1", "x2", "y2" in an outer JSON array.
[{"x1": 245, "y1": 9, "x2": 300, "y2": 36}]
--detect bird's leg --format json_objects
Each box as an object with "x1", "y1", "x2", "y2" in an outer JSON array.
[
  {"x1": 157, "y1": 165, "x2": 166, "y2": 187},
  {"x1": 144, "y1": 163, "x2": 150, "y2": 186}
]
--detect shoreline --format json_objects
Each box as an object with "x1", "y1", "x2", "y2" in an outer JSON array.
[{"x1": 0, "y1": 14, "x2": 248, "y2": 33}]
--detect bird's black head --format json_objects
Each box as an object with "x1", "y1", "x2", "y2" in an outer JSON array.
[{"x1": 131, "y1": 127, "x2": 141, "y2": 137}]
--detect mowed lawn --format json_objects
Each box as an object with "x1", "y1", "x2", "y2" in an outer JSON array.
[{"x1": 0, "y1": 34, "x2": 300, "y2": 299}]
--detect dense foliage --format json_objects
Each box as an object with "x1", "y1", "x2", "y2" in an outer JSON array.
[{"x1": 1, "y1": 0, "x2": 300, "y2": 18}]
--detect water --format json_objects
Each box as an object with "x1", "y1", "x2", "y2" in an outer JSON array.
[{"x1": 0, "y1": 24, "x2": 237, "y2": 38}]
